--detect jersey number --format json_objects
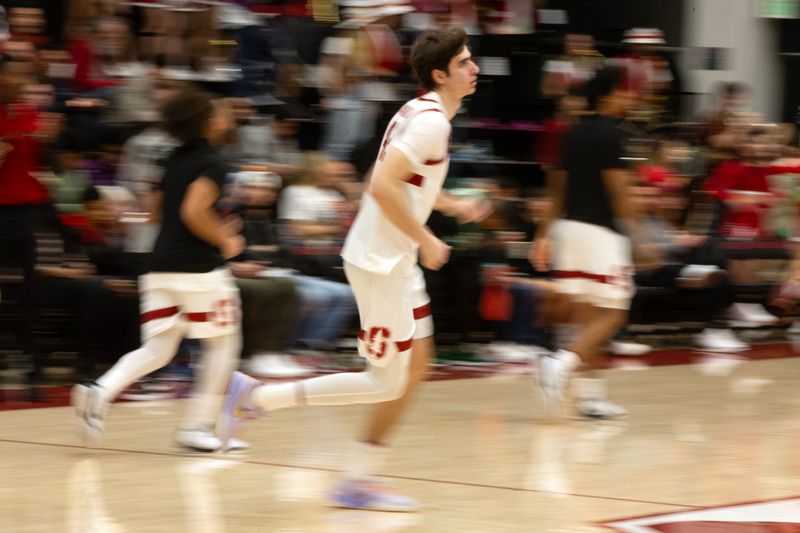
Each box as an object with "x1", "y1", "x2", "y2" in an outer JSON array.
[{"x1": 212, "y1": 298, "x2": 238, "y2": 328}]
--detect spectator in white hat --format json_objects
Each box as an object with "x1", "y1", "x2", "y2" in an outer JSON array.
[{"x1": 610, "y1": 27, "x2": 674, "y2": 119}]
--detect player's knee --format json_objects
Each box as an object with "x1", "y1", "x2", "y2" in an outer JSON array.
[{"x1": 370, "y1": 367, "x2": 408, "y2": 402}]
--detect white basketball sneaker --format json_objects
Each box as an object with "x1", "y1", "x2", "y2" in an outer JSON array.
[
  {"x1": 575, "y1": 399, "x2": 628, "y2": 420},
  {"x1": 71, "y1": 383, "x2": 108, "y2": 445},
  {"x1": 175, "y1": 428, "x2": 250, "y2": 453},
  {"x1": 328, "y1": 478, "x2": 420, "y2": 512},
  {"x1": 217, "y1": 372, "x2": 263, "y2": 451},
  {"x1": 537, "y1": 350, "x2": 579, "y2": 417}
]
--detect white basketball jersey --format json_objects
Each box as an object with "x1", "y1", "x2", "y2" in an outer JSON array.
[{"x1": 342, "y1": 91, "x2": 452, "y2": 275}]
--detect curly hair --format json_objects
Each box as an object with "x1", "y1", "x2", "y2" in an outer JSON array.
[{"x1": 159, "y1": 88, "x2": 214, "y2": 144}]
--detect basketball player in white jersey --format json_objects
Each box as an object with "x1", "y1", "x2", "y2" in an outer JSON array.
[
  {"x1": 72, "y1": 89, "x2": 248, "y2": 452},
  {"x1": 218, "y1": 27, "x2": 485, "y2": 511}
]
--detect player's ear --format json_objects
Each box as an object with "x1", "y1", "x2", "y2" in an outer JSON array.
[{"x1": 431, "y1": 68, "x2": 447, "y2": 87}]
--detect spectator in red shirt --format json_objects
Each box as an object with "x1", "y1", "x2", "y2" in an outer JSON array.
[{"x1": 704, "y1": 128, "x2": 781, "y2": 239}]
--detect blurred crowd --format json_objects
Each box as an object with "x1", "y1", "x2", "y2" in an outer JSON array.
[{"x1": 3, "y1": 0, "x2": 800, "y2": 394}]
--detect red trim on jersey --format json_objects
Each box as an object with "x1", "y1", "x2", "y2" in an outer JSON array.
[
  {"x1": 140, "y1": 306, "x2": 179, "y2": 325},
  {"x1": 423, "y1": 157, "x2": 446, "y2": 166},
  {"x1": 396, "y1": 338, "x2": 413, "y2": 352},
  {"x1": 413, "y1": 303, "x2": 431, "y2": 319},
  {"x1": 553, "y1": 270, "x2": 610, "y2": 284},
  {"x1": 417, "y1": 108, "x2": 443, "y2": 116},
  {"x1": 417, "y1": 97, "x2": 438, "y2": 103},
  {"x1": 406, "y1": 174, "x2": 424, "y2": 187}
]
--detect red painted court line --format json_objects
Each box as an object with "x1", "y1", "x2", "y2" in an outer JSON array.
[{"x1": 0, "y1": 437, "x2": 701, "y2": 510}]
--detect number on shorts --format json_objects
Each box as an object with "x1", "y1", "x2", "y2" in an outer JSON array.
[
  {"x1": 609, "y1": 266, "x2": 634, "y2": 293},
  {"x1": 212, "y1": 299, "x2": 238, "y2": 328},
  {"x1": 366, "y1": 327, "x2": 391, "y2": 359}
]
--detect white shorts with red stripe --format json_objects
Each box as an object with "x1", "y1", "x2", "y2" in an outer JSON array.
[
  {"x1": 139, "y1": 268, "x2": 241, "y2": 340},
  {"x1": 344, "y1": 258, "x2": 433, "y2": 368},
  {"x1": 550, "y1": 219, "x2": 634, "y2": 310}
]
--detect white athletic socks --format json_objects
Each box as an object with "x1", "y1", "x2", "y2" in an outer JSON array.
[
  {"x1": 252, "y1": 382, "x2": 303, "y2": 412},
  {"x1": 573, "y1": 376, "x2": 607, "y2": 402},
  {"x1": 344, "y1": 441, "x2": 390, "y2": 481}
]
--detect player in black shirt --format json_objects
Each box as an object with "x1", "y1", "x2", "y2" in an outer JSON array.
[
  {"x1": 73, "y1": 89, "x2": 248, "y2": 452},
  {"x1": 531, "y1": 65, "x2": 637, "y2": 420}
]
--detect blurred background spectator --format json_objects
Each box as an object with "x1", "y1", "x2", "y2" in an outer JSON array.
[{"x1": 5, "y1": 0, "x2": 800, "y2": 402}]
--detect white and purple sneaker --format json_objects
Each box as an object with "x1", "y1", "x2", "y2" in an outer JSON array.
[
  {"x1": 217, "y1": 372, "x2": 263, "y2": 451},
  {"x1": 329, "y1": 479, "x2": 420, "y2": 512}
]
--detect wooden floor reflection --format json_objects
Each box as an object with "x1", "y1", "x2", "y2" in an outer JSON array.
[{"x1": 2, "y1": 349, "x2": 800, "y2": 532}]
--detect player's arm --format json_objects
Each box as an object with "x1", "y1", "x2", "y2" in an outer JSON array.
[
  {"x1": 603, "y1": 167, "x2": 639, "y2": 231},
  {"x1": 368, "y1": 148, "x2": 449, "y2": 270},
  {"x1": 434, "y1": 190, "x2": 492, "y2": 224},
  {"x1": 602, "y1": 129, "x2": 638, "y2": 231},
  {"x1": 146, "y1": 190, "x2": 163, "y2": 224},
  {"x1": 535, "y1": 169, "x2": 566, "y2": 239},
  {"x1": 529, "y1": 169, "x2": 565, "y2": 271},
  {"x1": 181, "y1": 176, "x2": 243, "y2": 259}
]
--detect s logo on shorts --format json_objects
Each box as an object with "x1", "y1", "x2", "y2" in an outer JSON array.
[{"x1": 366, "y1": 327, "x2": 391, "y2": 359}]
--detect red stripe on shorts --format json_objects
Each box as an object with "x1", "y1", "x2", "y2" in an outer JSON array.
[
  {"x1": 553, "y1": 270, "x2": 610, "y2": 284},
  {"x1": 185, "y1": 311, "x2": 213, "y2": 322},
  {"x1": 140, "y1": 306, "x2": 179, "y2": 325},
  {"x1": 413, "y1": 303, "x2": 431, "y2": 319},
  {"x1": 395, "y1": 338, "x2": 413, "y2": 352},
  {"x1": 406, "y1": 174, "x2": 424, "y2": 187}
]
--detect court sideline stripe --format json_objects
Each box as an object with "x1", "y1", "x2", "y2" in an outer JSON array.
[{"x1": 0, "y1": 437, "x2": 703, "y2": 510}]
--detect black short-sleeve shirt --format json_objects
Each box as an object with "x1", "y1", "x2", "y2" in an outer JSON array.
[
  {"x1": 561, "y1": 115, "x2": 625, "y2": 232},
  {"x1": 149, "y1": 139, "x2": 229, "y2": 273}
]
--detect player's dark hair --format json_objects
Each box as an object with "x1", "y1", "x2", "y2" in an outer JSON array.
[
  {"x1": 585, "y1": 65, "x2": 624, "y2": 111},
  {"x1": 409, "y1": 27, "x2": 469, "y2": 91},
  {"x1": 159, "y1": 88, "x2": 214, "y2": 145}
]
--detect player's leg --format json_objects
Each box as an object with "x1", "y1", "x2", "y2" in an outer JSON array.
[
  {"x1": 176, "y1": 331, "x2": 243, "y2": 451},
  {"x1": 362, "y1": 334, "x2": 432, "y2": 445},
  {"x1": 175, "y1": 269, "x2": 247, "y2": 451},
  {"x1": 72, "y1": 324, "x2": 185, "y2": 444},
  {"x1": 72, "y1": 277, "x2": 187, "y2": 444},
  {"x1": 354, "y1": 268, "x2": 434, "y2": 466},
  {"x1": 539, "y1": 221, "x2": 632, "y2": 418}
]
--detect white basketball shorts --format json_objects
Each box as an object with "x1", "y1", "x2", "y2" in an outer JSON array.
[
  {"x1": 550, "y1": 219, "x2": 634, "y2": 310},
  {"x1": 139, "y1": 268, "x2": 241, "y2": 340},
  {"x1": 344, "y1": 258, "x2": 433, "y2": 367}
]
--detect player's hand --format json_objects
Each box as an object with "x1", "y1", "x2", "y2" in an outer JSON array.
[
  {"x1": 419, "y1": 233, "x2": 451, "y2": 271},
  {"x1": 530, "y1": 237, "x2": 550, "y2": 272},
  {"x1": 220, "y1": 234, "x2": 246, "y2": 260},
  {"x1": 103, "y1": 278, "x2": 138, "y2": 295},
  {"x1": 455, "y1": 197, "x2": 493, "y2": 224}
]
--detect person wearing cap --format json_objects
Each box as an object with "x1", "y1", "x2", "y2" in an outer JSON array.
[
  {"x1": 610, "y1": 27, "x2": 674, "y2": 121},
  {"x1": 540, "y1": 33, "x2": 603, "y2": 98}
]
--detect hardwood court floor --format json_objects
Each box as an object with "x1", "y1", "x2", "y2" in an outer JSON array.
[{"x1": 2, "y1": 346, "x2": 800, "y2": 532}]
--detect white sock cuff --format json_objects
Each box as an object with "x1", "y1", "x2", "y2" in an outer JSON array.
[
  {"x1": 555, "y1": 349, "x2": 580, "y2": 371},
  {"x1": 346, "y1": 441, "x2": 390, "y2": 481},
  {"x1": 574, "y1": 377, "x2": 607, "y2": 401}
]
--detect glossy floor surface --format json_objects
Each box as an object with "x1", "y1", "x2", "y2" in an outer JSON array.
[{"x1": 2, "y1": 347, "x2": 800, "y2": 532}]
